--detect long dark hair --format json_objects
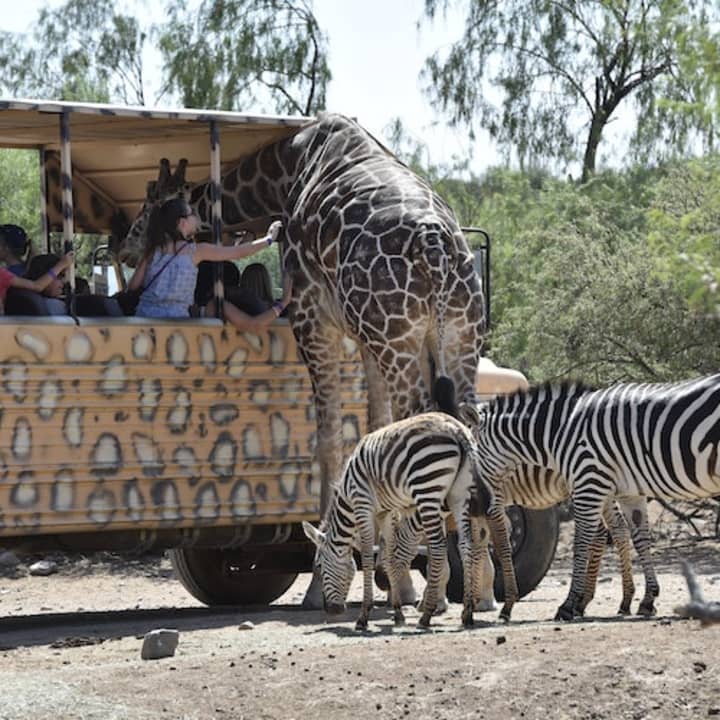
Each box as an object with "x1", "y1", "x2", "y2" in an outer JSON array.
[
  {"x1": 239, "y1": 263, "x2": 274, "y2": 305},
  {"x1": 144, "y1": 197, "x2": 191, "y2": 260}
]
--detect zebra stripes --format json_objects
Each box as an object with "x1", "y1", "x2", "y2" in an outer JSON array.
[
  {"x1": 379, "y1": 463, "x2": 653, "y2": 618},
  {"x1": 461, "y1": 373, "x2": 720, "y2": 620},
  {"x1": 303, "y1": 412, "x2": 499, "y2": 629}
]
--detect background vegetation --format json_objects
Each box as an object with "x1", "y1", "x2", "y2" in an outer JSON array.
[{"x1": 0, "y1": 0, "x2": 718, "y2": 385}]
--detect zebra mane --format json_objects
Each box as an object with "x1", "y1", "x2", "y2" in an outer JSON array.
[{"x1": 488, "y1": 379, "x2": 594, "y2": 414}]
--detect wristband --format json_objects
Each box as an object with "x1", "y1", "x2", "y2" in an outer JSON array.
[
  {"x1": 272, "y1": 301, "x2": 284, "y2": 317},
  {"x1": 48, "y1": 268, "x2": 58, "y2": 280},
  {"x1": 266, "y1": 234, "x2": 273, "y2": 246}
]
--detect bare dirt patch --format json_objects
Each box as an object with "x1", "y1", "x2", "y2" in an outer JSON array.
[{"x1": 1, "y1": 510, "x2": 719, "y2": 720}]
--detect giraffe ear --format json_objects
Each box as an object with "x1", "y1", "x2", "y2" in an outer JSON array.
[
  {"x1": 302, "y1": 521, "x2": 325, "y2": 547},
  {"x1": 175, "y1": 158, "x2": 188, "y2": 186}
]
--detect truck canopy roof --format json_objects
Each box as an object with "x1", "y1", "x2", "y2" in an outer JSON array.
[{"x1": 0, "y1": 98, "x2": 312, "y2": 232}]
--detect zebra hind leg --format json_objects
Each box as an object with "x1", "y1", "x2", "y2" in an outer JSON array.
[
  {"x1": 380, "y1": 513, "x2": 406, "y2": 626},
  {"x1": 453, "y1": 500, "x2": 476, "y2": 628},
  {"x1": 418, "y1": 514, "x2": 446, "y2": 628}
]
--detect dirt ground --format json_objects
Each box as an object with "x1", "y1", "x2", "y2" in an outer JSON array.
[{"x1": 1, "y1": 511, "x2": 719, "y2": 720}]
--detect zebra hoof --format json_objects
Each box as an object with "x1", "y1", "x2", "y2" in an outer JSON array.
[
  {"x1": 461, "y1": 610, "x2": 474, "y2": 628},
  {"x1": 637, "y1": 603, "x2": 657, "y2": 617},
  {"x1": 393, "y1": 610, "x2": 406, "y2": 627},
  {"x1": 418, "y1": 613, "x2": 432, "y2": 629},
  {"x1": 355, "y1": 617, "x2": 369, "y2": 632},
  {"x1": 617, "y1": 605, "x2": 632, "y2": 616},
  {"x1": 554, "y1": 605, "x2": 575, "y2": 622}
]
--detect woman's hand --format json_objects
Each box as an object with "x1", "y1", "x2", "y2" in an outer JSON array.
[{"x1": 267, "y1": 220, "x2": 283, "y2": 244}]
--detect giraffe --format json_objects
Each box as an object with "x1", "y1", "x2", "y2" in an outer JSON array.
[{"x1": 121, "y1": 113, "x2": 486, "y2": 608}]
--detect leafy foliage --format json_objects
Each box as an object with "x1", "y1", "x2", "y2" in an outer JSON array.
[
  {"x1": 159, "y1": 0, "x2": 330, "y2": 114},
  {"x1": 0, "y1": 0, "x2": 330, "y2": 115},
  {"x1": 422, "y1": 0, "x2": 720, "y2": 183},
  {"x1": 450, "y1": 164, "x2": 720, "y2": 384}
]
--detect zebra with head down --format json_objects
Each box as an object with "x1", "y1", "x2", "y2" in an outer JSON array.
[{"x1": 302, "y1": 411, "x2": 501, "y2": 630}]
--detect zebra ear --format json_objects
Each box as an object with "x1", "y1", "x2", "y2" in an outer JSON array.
[
  {"x1": 458, "y1": 401, "x2": 481, "y2": 427},
  {"x1": 302, "y1": 521, "x2": 325, "y2": 547}
]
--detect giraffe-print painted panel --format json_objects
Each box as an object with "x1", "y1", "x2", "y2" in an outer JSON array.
[{"x1": 0, "y1": 320, "x2": 366, "y2": 537}]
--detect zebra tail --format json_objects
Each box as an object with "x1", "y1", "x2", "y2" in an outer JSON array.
[
  {"x1": 433, "y1": 375, "x2": 458, "y2": 417},
  {"x1": 469, "y1": 447, "x2": 492, "y2": 516}
]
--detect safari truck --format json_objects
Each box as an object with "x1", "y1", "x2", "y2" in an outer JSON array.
[{"x1": 0, "y1": 99, "x2": 557, "y2": 607}]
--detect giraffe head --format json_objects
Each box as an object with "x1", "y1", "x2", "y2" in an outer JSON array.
[{"x1": 115, "y1": 158, "x2": 192, "y2": 266}]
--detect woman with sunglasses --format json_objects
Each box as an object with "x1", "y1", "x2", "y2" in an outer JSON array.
[{"x1": 129, "y1": 197, "x2": 281, "y2": 319}]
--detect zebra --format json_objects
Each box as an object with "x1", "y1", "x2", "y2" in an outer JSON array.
[
  {"x1": 302, "y1": 411, "x2": 501, "y2": 629},
  {"x1": 459, "y1": 374, "x2": 720, "y2": 621},
  {"x1": 378, "y1": 463, "x2": 652, "y2": 618}
]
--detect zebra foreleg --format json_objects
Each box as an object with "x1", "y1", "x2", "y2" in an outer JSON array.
[
  {"x1": 355, "y1": 510, "x2": 377, "y2": 631},
  {"x1": 619, "y1": 497, "x2": 659, "y2": 616},
  {"x1": 557, "y1": 494, "x2": 605, "y2": 621}
]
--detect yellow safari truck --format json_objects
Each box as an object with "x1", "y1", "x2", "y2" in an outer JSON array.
[{"x1": 0, "y1": 99, "x2": 557, "y2": 607}]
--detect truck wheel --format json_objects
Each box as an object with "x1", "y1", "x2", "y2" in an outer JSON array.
[
  {"x1": 170, "y1": 547, "x2": 298, "y2": 606},
  {"x1": 444, "y1": 505, "x2": 559, "y2": 603}
]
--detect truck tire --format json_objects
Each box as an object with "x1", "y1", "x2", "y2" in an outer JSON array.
[
  {"x1": 444, "y1": 505, "x2": 559, "y2": 603},
  {"x1": 170, "y1": 547, "x2": 298, "y2": 606}
]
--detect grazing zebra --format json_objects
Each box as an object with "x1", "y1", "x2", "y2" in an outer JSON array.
[
  {"x1": 302, "y1": 412, "x2": 500, "y2": 629},
  {"x1": 459, "y1": 374, "x2": 720, "y2": 621},
  {"x1": 379, "y1": 462, "x2": 650, "y2": 618}
]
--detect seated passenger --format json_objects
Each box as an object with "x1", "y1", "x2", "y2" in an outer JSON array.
[
  {"x1": 207, "y1": 272, "x2": 292, "y2": 332},
  {"x1": 74, "y1": 276, "x2": 91, "y2": 295},
  {"x1": 0, "y1": 224, "x2": 32, "y2": 276},
  {"x1": 193, "y1": 260, "x2": 241, "y2": 310},
  {"x1": 232, "y1": 262, "x2": 275, "y2": 311},
  {"x1": 128, "y1": 198, "x2": 280, "y2": 319},
  {"x1": 25, "y1": 254, "x2": 68, "y2": 298},
  {"x1": 0, "y1": 251, "x2": 73, "y2": 313}
]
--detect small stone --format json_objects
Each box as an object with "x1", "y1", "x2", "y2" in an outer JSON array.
[
  {"x1": 694, "y1": 661, "x2": 707, "y2": 674},
  {"x1": 708, "y1": 708, "x2": 720, "y2": 716},
  {"x1": 29, "y1": 560, "x2": 58, "y2": 577},
  {"x1": 238, "y1": 621, "x2": 255, "y2": 631},
  {"x1": 141, "y1": 629, "x2": 179, "y2": 660},
  {"x1": 496, "y1": 635, "x2": 506, "y2": 645}
]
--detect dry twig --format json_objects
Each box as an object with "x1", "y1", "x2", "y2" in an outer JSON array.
[{"x1": 674, "y1": 561, "x2": 720, "y2": 626}]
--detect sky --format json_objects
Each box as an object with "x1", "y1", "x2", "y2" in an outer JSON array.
[{"x1": 4, "y1": 0, "x2": 498, "y2": 175}]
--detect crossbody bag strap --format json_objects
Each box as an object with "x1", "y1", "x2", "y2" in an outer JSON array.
[{"x1": 142, "y1": 241, "x2": 188, "y2": 292}]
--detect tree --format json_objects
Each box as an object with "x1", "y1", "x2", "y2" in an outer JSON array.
[
  {"x1": 0, "y1": 0, "x2": 145, "y2": 104},
  {"x1": 0, "y1": 0, "x2": 330, "y2": 115},
  {"x1": 158, "y1": 0, "x2": 330, "y2": 115},
  {"x1": 422, "y1": 0, "x2": 720, "y2": 183}
]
